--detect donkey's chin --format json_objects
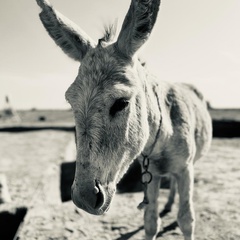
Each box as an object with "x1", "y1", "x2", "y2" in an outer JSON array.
[{"x1": 71, "y1": 185, "x2": 116, "y2": 216}]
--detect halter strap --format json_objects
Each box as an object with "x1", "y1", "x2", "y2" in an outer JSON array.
[
  {"x1": 137, "y1": 85, "x2": 162, "y2": 210},
  {"x1": 142, "y1": 84, "x2": 162, "y2": 157}
]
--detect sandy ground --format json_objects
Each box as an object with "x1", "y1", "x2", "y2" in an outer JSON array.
[{"x1": 0, "y1": 131, "x2": 240, "y2": 239}]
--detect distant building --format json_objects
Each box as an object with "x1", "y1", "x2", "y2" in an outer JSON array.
[{"x1": 0, "y1": 95, "x2": 21, "y2": 122}]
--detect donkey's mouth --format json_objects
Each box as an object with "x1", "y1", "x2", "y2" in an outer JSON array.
[{"x1": 71, "y1": 181, "x2": 115, "y2": 215}]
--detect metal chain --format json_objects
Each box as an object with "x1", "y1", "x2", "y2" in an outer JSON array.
[
  {"x1": 140, "y1": 155, "x2": 152, "y2": 184},
  {"x1": 137, "y1": 155, "x2": 153, "y2": 210}
]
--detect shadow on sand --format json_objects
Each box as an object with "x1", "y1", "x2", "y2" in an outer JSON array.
[
  {"x1": 156, "y1": 221, "x2": 179, "y2": 238},
  {"x1": 115, "y1": 226, "x2": 144, "y2": 240},
  {"x1": 115, "y1": 219, "x2": 179, "y2": 240}
]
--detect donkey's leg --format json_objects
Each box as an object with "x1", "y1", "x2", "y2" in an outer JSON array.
[
  {"x1": 144, "y1": 176, "x2": 161, "y2": 240},
  {"x1": 175, "y1": 164, "x2": 195, "y2": 240},
  {"x1": 163, "y1": 175, "x2": 176, "y2": 214}
]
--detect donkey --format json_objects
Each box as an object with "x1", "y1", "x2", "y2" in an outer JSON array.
[{"x1": 36, "y1": 0, "x2": 212, "y2": 239}]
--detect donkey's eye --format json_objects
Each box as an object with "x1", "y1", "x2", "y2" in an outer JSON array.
[{"x1": 110, "y1": 98, "x2": 129, "y2": 117}]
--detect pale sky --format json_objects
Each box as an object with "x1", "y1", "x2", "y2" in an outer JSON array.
[{"x1": 0, "y1": 0, "x2": 240, "y2": 109}]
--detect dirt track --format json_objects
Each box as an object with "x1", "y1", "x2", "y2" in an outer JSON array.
[{"x1": 0, "y1": 131, "x2": 240, "y2": 239}]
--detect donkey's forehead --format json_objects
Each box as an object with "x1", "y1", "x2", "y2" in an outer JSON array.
[
  {"x1": 75, "y1": 46, "x2": 137, "y2": 87},
  {"x1": 65, "y1": 45, "x2": 139, "y2": 102},
  {"x1": 80, "y1": 45, "x2": 133, "y2": 81}
]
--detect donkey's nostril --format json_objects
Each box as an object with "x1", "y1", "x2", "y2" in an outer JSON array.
[
  {"x1": 94, "y1": 181, "x2": 104, "y2": 209},
  {"x1": 93, "y1": 186, "x2": 99, "y2": 194}
]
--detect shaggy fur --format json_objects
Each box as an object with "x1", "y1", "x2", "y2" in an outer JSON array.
[{"x1": 36, "y1": 1, "x2": 212, "y2": 240}]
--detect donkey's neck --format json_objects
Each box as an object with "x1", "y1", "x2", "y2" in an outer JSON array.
[{"x1": 140, "y1": 69, "x2": 172, "y2": 161}]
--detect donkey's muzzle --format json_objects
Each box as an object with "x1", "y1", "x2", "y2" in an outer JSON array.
[{"x1": 71, "y1": 180, "x2": 107, "y2": 215}]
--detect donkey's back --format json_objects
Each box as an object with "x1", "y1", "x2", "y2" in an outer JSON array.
[
  {"x1": 170, "y1": 82, "x2": 212, "y2": 161},
  {"x1": 155, "y1": 80, "x2": 212, "y2": 168}
]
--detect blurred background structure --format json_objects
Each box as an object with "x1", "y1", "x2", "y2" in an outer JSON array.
[{"x1": 0, "y1": 96, "x2": 21, "y2": 123}]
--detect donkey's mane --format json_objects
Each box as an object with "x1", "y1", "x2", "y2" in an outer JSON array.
[
  {"x1": 97, "y1": 22, "x2": 147, "y2": 68},
  {"x1": 98, "y1": 22, "x2": 118, "y2": 47}
]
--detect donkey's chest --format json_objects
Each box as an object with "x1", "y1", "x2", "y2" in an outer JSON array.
[{"x1": 149, "y1": 157, "x2": 171, "y2": 176}]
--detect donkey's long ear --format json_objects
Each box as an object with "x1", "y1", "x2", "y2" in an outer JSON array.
[
  {"x1": 36, "y1": 0, "x2": 96, "y2": 61},
  {"x1": 116, "y1": 0, "x2": 161, "y2": 58}
]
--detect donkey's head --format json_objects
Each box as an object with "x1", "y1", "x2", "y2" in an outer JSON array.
[{"x1": 37, "y1": 0, "x2": 161, "y2": 215}]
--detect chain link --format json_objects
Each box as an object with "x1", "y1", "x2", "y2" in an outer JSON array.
[
  {"x1": 137, "y1": 155, "x2": 153, "y2": 210},
  {"x1": 140, "y1": 155, "x2": 152, "y2": 184}
]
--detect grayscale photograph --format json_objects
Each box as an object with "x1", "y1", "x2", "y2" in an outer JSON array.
[{"x1": 0, "y1": 0, "x2": 239, "y2": 239}]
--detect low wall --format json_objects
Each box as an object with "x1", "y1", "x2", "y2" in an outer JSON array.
[{"x1": 0, "y1": 120, "x2": 239, "y2": 137}]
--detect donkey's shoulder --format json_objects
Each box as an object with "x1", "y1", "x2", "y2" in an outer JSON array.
[{"x1": 157, "y1": 81, "x2": 211, "y2": 161}]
